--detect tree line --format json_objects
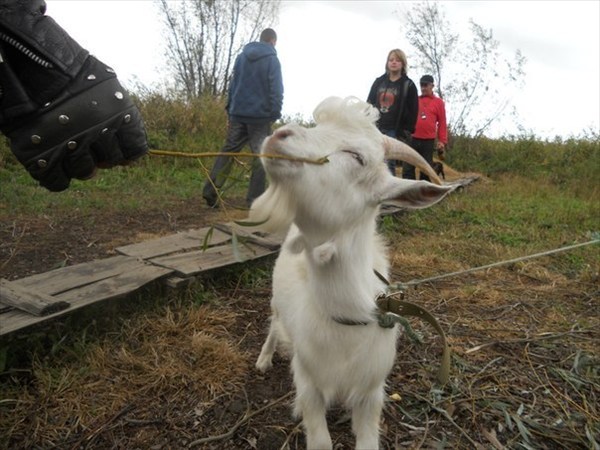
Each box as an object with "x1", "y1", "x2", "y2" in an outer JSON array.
[{"x1": 158, "y1": 0, "x2": 525, "y2": 138}]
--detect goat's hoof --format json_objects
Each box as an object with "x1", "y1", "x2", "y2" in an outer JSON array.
[{"x1": 255, "y1": 357, "x2": 273, "y2": 373}]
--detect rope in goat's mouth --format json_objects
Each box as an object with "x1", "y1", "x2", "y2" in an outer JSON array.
[
  {"x1": 148, "y1": 149, "x2": 329, "y2": 165},
  {"x1": 148, "y1": 149, "x2": 445, "y2": 185}
]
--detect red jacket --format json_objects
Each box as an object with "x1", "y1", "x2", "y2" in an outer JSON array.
[{"x1": 413, "y1": 94, "x2": 448, "y2": 144}]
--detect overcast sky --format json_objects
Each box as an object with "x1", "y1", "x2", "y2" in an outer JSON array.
[{"x1": 46, "y1": 1, "x2": 599, "y2": 139}]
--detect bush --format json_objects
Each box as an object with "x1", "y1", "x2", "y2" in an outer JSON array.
[
  {"x1": 449, "y1": 134, "x2": 600, "y2": 198},
  {"x1": 134, "y1": 92, "x2": 228, "y2": 152}
]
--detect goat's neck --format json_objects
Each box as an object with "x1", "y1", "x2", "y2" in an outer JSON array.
[{"x1": 299, "y1": 219, "x2": 384, "y2": 321}]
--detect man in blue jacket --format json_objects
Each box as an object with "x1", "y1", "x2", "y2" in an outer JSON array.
[{"x1": 203, "y1": 28, "x2": 283, "y2": 208}]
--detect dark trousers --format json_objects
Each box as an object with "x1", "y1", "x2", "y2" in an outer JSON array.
[
  {"x1": 203, "y1": 120, "x2": 272, "y2": 207},
  {"x1": 402, "y1": 137, "x2": 435, "y2": 181},
  {"x1": 382, "y1": 129, "x2": 412, "y2": 176}
]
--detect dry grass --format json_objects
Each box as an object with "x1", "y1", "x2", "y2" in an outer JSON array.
[
  {"x1": 381, "y1": 221, "x2": 599, "y2": 449},
  {"x1": 1, "y1": 304, "x2": 250, "y2": 449}
]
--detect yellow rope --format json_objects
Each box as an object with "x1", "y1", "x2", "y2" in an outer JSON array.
[{"x1": 148, "y1": 149, "x2": 329, "y2": 165}]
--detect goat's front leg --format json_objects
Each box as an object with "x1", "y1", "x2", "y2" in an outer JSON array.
[
  {"x1": 256, "y1": 316, "x2": 278, "y2": 372},
  {"x1": 352, "y1": 388, "x2": 384, "y2": 450},
  {"x1": 293, "y1": 359, "x2": 332, "y2": 450}
]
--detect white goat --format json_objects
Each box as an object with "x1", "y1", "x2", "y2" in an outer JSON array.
[{"x1": 252, "y1": 96, "x2": 452, "y2": 449}]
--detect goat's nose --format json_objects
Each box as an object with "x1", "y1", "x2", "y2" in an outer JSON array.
[{"x1": 273, "y1": 128, "x2": 293, "y2": 140}]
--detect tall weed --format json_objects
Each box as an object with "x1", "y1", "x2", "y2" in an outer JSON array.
[{"x1": 134, "y1": 92, "x2": 228, "y2": 152}]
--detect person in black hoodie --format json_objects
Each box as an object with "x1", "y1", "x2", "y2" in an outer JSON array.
[
  {"x1": 203, "y1": 28, "x2": 283, "y2": 208},
  {"x1": 0, "y1": 0, "x2": 149, "y2": 192},
  {"x1": 367, "y1": 49, "x2": 418, "y2": 176}
]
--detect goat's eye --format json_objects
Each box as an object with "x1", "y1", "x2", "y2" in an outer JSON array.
[{"x1": 341, "y1": 150, "x2": 365, "y2": 166}]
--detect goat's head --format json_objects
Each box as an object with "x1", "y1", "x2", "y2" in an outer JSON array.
[{"x1": 249, "y1": 96, "x2": 452, "y2": 235}]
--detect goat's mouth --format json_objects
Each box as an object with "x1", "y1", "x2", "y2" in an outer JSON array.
[
  {"x1": 263, "y1": 137, "x2": 298, "y2": 162},
  {"x1": 262, "y1": 152, "x2": 302, "y2": 169},
  {"x1": 261, "y1": 147, "x2": 329, "y2": 166},
  {"x1": 261, "y1": 128, "x2": 329, "y2": 166}
]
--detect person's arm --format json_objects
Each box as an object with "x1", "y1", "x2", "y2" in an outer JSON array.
[
  {"x1": 405, "y1": 81, "x2": 419, "y2": 134},
  {"x1": 436, "y1": 98, "x2": 448, "y2": 150},
  {"x1": 269, "y1": 56, "x2": 283, "y2": 121},
  {"x1": 366, "y1": 79, "x2": 378, "y2": 106}
]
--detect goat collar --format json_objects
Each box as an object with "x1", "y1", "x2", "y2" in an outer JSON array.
[
  {"x1": 330, "y1": 292, "x2": 403, "y2": 328},
  {"x1": 331, "y1": 269, "x2": 391, "y2": 326},
  {"x1": 332, "y1": 270, "x2": 451, "y2": 385},
  {"x1": 331, "y1": 316, "x2": 371, "y2": 326}
]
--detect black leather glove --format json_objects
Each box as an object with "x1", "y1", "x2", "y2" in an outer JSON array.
[
  {"x1": 0, "y1": 0, "x2": 148, "y2": 191},
  {"x1": 4, "y1": 56, "x2": 148, "y2": 191}
]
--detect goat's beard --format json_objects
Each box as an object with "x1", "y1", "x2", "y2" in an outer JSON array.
[{"x1": 248, "y1": 184, "x2": 296, "y2": 235}]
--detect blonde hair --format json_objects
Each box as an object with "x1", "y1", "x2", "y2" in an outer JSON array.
[{"x1": 386, "y1": 49, "x2": 408, "y2": 76}]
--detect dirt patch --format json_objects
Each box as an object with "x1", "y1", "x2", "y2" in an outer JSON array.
[{"x1": 0, "y1": 197, "x2": 246, "y2": 281}]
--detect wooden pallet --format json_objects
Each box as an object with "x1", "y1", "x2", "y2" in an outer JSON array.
[
  {"x1": 0, "y1": 176, "x2": 479, "y2": 336},
  {"x1": 0, "y1": 223, "x2": 282, "y2": 336}
]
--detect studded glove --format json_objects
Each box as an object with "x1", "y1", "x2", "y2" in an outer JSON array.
[
  {"x1": 2, "y1": 55, "x2": 148, "y2": 191},
  {"x1": 0, "y1": 0, "x2": 148, "y2": 192}
]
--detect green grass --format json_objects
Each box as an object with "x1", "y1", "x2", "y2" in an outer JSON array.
[
  {"x1": 0, "y1": 151, "x2": 256, "y2": 216},
  {"x1": 2, "y1": 92, "x2": 597, "y2": 217},
  {"x1": 387, "y1": 174, "x2": 598, "y2": 273}
]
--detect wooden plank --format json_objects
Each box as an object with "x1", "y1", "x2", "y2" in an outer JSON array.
[
  {"x1": 116, "y1": 227, "x2": 231, "y2": 259},
  {"x1": 0, "y1": 263, "x2": 172, "y2": 336},
  {"x1": 58, "y1": 264, "x2": 173, "y2": 303},
  {"x1": 12, "y1": 256, "x2": 144, "y2": 295},
  {"x1": 150, "y1": 242, "x2": 276, "y2": 276},
  {"x1": 0, "y1": 279, "x2": 70, "y2": 316},
  {"x1": 215, "y1": 222, "x2": 283, "y2": 250}
]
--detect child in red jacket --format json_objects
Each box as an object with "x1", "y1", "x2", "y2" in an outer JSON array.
[{"x1": 404, "y1": 75, "x2": 448, "y2": 181}]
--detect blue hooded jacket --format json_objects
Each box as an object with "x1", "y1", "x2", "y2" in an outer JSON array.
[{"x1": 227, "y1": 41, "x2": 283, "y2": 123}]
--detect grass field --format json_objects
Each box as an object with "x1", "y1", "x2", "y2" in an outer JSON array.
[{"x1": 0, "y1": 100, "x2": 598, "y2": 448}]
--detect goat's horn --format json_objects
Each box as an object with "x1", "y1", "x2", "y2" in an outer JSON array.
[{"x1": 383, "y1": 136, "x2": 443, "y2": 185}]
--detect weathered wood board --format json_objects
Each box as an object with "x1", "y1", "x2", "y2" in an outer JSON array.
[
  {"x1": 0, "y1": 230, "x2": 278, "y2": 336},
  {"x1": 149, "y1": 242, "x2": 277, "y2": 276},
  {"x1": 116, "y1": 227, "x2": 232, "y2": 259},
  {"x1": 0, "y1": 279, "x2": 70, "y2": 316},
  {"x1": 11, "y1": 255, "x2": 146, "y2": 295},
  {"x1": 0, "y1": 262, "x2": 172, "y2": 336}
]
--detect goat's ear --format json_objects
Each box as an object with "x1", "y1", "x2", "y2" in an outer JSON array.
[{"x1": 378, "y1": 178, "x2": 453, "y2": 209}]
